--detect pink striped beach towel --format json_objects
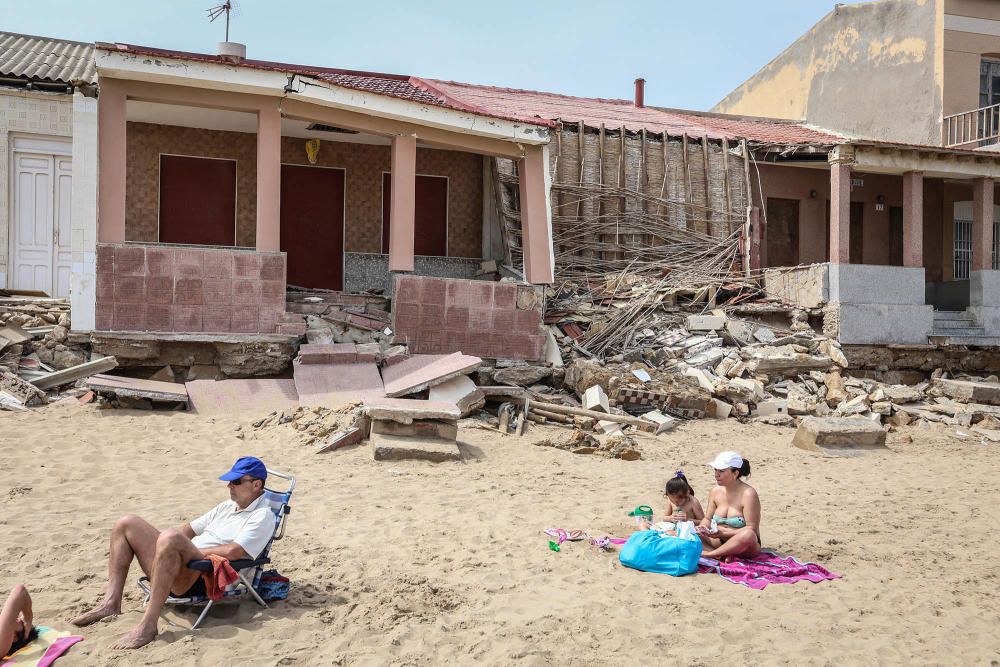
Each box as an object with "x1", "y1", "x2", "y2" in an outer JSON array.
[{"x1": 698, "y1": 551, "x2": 841, "y2": 590}]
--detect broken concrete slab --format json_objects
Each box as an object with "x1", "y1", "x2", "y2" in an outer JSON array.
[
  {"x1": 882, "y1": 384, "x2": 923, "y2": 404},
  {"x1": 294, "y1": 361, "x2": 385, "y2": 407},
  {"x1": 492, "y1": 364, "x2": 552, "y2": 387},
  {"x1": 427, "y1": 375, "x2": 485, "y2": 416},
  {"x1": 640, "y1": 410, "x2": 677, "y2": 435},
  {"x1": 363, "y1": 398, "x2": 461, "y2": 424},
  {"x1": 381, "y1": 352, "x2": 482, "y2": 398},
  {"x1": 935, "y1": 378, "x2": 1000, "y2": 406},
  {"x1": 315, "y1": 426, "x2": 366, "y2": 454},
  {"x1": 372, "y1": 433, "x2": 461, "y2": 463},
  {"x1": 0, "y1": 370, "x2": 47, "y2": 407},
  {"x1": 0, "y1": 322, "x2": 32, "y2": 346},
  {"x1": 711, "y1": 398, "x2": 733, "y2": 419},
  {"x1": 148, "y1": 366, "x2": 175, "y2": 383},
  {"x1": 792, "y1": 416, "x2": 887, "y2": 456},
  {"x1": 752, "y1": 399, "x2": 788, "y2": 418},
  {"x1": 29, "y1": 355, "x2": 118, "y2": 391},
  {"x1": 686, "y1": 315, "x2": 725, "y2": 332},
  {"x1": 542, "y1": 329, "x2": 564, "y2": 368},
  {"x1": 86, "y1": 374, "x2": 189, "y2": 404},
  {"x1": 298, "y1": 343, "x2": 361, "y2": 364},
  {"x1": 186, "y1": 378, "x2": 299, "y2": 416},
  {"x1": 371, "y1": 419, "x2": 458, "y2": 441},
  {"x1": 583, "y1": 385, "x2": 610, "y2": 413}
]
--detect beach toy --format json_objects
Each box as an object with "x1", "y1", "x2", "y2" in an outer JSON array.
[
  {"x1": 548, "y1": 540, "x2": 561, "y2": 552},
  {"x1": 627, "y1": 505, "x2": 654, "y2": 526}
]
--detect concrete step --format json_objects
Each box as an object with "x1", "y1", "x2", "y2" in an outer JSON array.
[
  {"x1": 931, "y1": 335, "x2": 1000, "y2": 346},
  {"x1": 933, "y1": 310, "x2": 974, "y2": 321},
  {"x1": 931, "y1": 327, "x2": 987, "y2": 337},
  {"x1": 933, "y1": 318, "x2": 981, "y2": 329}
]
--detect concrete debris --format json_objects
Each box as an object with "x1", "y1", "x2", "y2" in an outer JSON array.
[
  {"x1": 934, "y1": 378, "x2": 1000, "y2": 406},
  {"x1": 382, "y1": 353, "x2": 483, "y2": 398},
  {"x1": 492, "y1": 364, "x2": 552, "y2": 387},
  {"x1": 535, "y1": 429, "x2": 642, "y2": 460},
  {"x1": 372, "y1": 433, "x2": 462, "y2": 462},
  {"x1": 85, "y1": 373, "x2": 189, "y2": 405},
  {"x1": 583, "y1": 385, "x2": 610, "y2": 413},
  {"x1": 792, "y1": 416, "x2": 888, "y2": 456},
  {"x1": 250, "y1": 402, "x2": 365, "y2": 449},
  {"x1": 428, "y1": 375, "x2": 486, "y2": 417}
]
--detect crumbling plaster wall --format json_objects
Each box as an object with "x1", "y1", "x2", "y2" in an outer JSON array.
[
  {"x1": 714, "y1": 0, "x2": 941, "y2": 145},
  {"x1": 0, "y1": 88, "x2": 74, "y2": 288}
]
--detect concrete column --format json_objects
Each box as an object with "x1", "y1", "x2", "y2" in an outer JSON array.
[
  {"x1": 70, "y1": 92, "x2": 99, "y2": 331},
  {"x1": 255, "y1": 101, "x2": 282, "y2": 251},
  {"x1": 516, "y1": 146, "x2": 555, "y2": 284},
  {"x1": 902, "y1": 171, "x2": 924, "y2": 268},
  {"x1": 97, "y1": 78, "x2": 127, "y2": 243},
  {"x1": 973, "y1": 177, "x2": 995, "y2": 271},
  {"x1": 388, "y1": 135, "x2": 417, "y2": 272},
  {"x1": 829, "y1": 163, "x2": 851, "y2": 264}
]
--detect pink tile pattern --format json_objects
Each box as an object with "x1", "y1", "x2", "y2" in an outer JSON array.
[
  {"x1": 392, "y1": 276, "x2": 545, "y2": 360},
  {"x1": 95, "y1": 243, "x2": 287, "y2": 334}
]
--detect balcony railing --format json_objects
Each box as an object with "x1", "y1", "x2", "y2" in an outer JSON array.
[{"x1": 944, "y1": 103, "x2": 1000, "y2": 148}]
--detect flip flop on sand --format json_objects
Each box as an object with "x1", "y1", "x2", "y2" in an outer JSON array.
[{"x1": 543, "y1": 528, "x2": 586, "y2": 543}]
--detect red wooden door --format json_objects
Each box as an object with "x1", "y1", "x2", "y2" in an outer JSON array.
[
  {"x1": 381, "y1": 173, "x2": 448, "y2": 256},
  {"x1": 280, "y1": 165, "x2": 345, "y2": 290},
  {"x1": 159, "y1": 155, "x2": 236, "y2": 245}
]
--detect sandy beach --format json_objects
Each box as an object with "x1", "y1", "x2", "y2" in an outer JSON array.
[{"x1": 2, "y1": 400, "x2": 999, "y2": 666}]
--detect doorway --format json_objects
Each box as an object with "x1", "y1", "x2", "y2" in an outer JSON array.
[
  {"x1": 10, "y1": 136, "x2": 72, "y2": 297},
  {"x1": 280, "y1": 164, "x2": 345, "y2": 290},
  {"x1": 764, "y1": 197, "x2": 799, "y2": 267},
  {"x1": 381, "y1": 173, "x2": 448, "y2": 256}
]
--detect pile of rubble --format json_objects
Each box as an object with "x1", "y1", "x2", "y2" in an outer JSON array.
[
  {"x1": 0, "y1": 296, "x2": 119, "y2": 411},
  {"x1": 286, "y1": 289, "x2": 392, "y2": 346},
  {"x1": 242, "y1": 402, "x2": 365, "y2": 447}
]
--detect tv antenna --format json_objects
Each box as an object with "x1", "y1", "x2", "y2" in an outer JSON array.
[{"x1": 207, "y1": 1, "x2": 236, "y2": 42}]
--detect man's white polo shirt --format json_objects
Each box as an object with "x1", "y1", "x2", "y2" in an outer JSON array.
[{"x1": 190, "y1": 493, "x2": 273, "y2": 560}]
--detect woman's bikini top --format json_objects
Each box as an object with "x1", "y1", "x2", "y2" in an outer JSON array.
[{"x1": 713, "y1": 515, "x2": 746, "y2": 529}]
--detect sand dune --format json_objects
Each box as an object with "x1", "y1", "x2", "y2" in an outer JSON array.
[{"x1": 2, "y1": 399, "x2": 999, "y2": 665}]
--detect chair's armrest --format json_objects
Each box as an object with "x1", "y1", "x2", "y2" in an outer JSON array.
[{"x1": 187, "y1": 556, "x2": 271, "y2": 572}]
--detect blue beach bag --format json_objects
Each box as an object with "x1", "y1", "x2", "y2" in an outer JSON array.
[{"x1": 619, "y1": 524, "x2": 703, "y2": 576}]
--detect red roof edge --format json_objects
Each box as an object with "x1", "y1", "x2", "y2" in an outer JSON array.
[{"x1": 409, "y1": 77, "x2": 556, "y2": 128}]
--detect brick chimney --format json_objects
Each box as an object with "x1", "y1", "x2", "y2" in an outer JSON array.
[{"x1": 634, "y1": 78, "x2": 645, "y2": 108}]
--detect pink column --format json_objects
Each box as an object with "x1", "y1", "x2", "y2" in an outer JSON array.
[
  {"x1": 902, "y1": 171, "x2": 924, "y2": 267},
  {"x1": 829, "y1": 163, "x2": 851, "y2": 264},
  {"x1": 973, "y1": 177, "x2": 995, "y2": 271},
  {"x1": 389, "y1": 135, "x2": 417, "y2": 272},
  {"x1": 256, "y1": 101, "x2": 282, "y2": 251},
  {"x1": 97, "y1": 78, "x2": 127, "y2": 243},
  {"x1": 517, "y1": 150, "x2": 555, "y2": 284}
]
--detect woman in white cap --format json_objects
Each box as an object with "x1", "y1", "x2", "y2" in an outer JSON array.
[{"x1": 698, "y1": 451, "x2": 761, "y2": 560}]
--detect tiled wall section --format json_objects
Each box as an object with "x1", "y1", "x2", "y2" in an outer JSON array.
[
  {"x1": 392, "y1": 276, "x2": 544, "y2": 360},
  {"x1": 0, "y1": 90, "x2": 74, "y2": 284},
  {"x1": 124, "y1": 123, "x2": 484, "y2": 257},
  {"x1": 95, "y1": 243, "x2": 286, "y2": 333}
]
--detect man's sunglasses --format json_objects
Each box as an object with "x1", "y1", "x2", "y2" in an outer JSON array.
[{"x1": 229, "y1": 477, "x2": 259, "y2": 486}]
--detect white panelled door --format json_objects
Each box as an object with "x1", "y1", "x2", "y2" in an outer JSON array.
[{"x1": 11, "y1": 144, "x2": 72, "y2": 298}]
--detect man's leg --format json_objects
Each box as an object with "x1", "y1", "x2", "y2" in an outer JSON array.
[
  {"x1": 109, "y1": 528, "x2": 202, "y2": 650},
  {"x1": 71, "y1": 515, "x2": 161, "y2": 626}
]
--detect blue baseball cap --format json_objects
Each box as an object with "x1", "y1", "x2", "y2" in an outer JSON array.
[{"x1": 219, "y1": 456, "x2": 267, "y2": 482}]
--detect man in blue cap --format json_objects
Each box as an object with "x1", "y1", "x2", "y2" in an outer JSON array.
[{"x1": 71, "y1": 457, "x2": 273, "y2": 650}]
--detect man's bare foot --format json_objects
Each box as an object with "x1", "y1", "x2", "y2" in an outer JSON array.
[
  {"x1": 70, "y1": 601, "x2": 121, "y2": 627},
  {"x1": 109, "y1": 625, "x2": 157, "y2": 650}
]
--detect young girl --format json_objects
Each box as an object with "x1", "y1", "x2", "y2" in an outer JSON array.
[
  {"x1": 1, "y1": 585, "x2": 34, "y2": 659},
  {"x1": 663, "y1": 470, "x2": 705, "y2": 524}
]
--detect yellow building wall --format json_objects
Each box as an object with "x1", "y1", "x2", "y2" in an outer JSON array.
[{"x1": 714, "y1": 0, "x2": 942, "y2": 145}]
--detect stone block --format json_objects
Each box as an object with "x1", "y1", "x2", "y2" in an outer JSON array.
[
  {"x1": 792, "y1": 416, "x2": 887, "y2": 455},
  {"x1": 371, "y1": 419, "x2": 458, "y2": 441},
  {"x1": 752, "y1": 399, "x2": 787, "y2": 417},
  {"x1": 935, "y1": 378, "x2": 1000, "y2": 405},
  {"x1": 686, "y1": 315, "x2": 725, "y2": 332},
  {"x1": 363, "y1": 398, "x2": 461, "y2": 424},
  {"x1": 372, "y1": 433, "x2": 461, "y2": 463},
  {"x1": 711, "y1": 398, "x2": 733, "y2": 419},
  {"x1": 428, "y1": 375, "x2": 485, "y2": 415},
  {"x1": 583, "y1": 385, "x2": 610, "y2": 413}
]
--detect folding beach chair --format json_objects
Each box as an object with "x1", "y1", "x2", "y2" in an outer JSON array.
[{"x1": 138, "y1": 468, "x2": 295, "y2": 630}]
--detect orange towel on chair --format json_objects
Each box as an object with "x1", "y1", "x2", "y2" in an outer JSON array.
[{"x1": 201, "y1": 555, "x2": 240, "y2": 601}]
